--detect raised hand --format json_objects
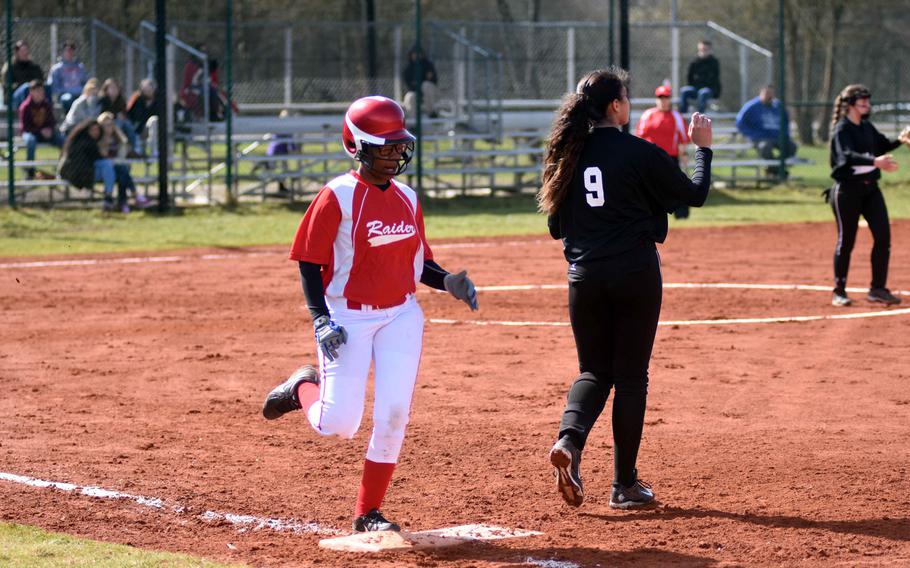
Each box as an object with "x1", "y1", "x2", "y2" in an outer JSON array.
[
  {"x1": 688, "y1": 112, "x2": 713, "y2": 148},
  {"x1": 443, "y1": 270, "x2": 478, "y2": 311},
  {"x1": 899, "y1": 126, "x2": 910, "y2": 147},
  {"x1": 314, "y1": 315, "x2": 348, "y2": 362}
]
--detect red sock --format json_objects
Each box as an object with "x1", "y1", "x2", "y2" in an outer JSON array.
[
  {"x1": 295, "y1": 381, "x2": 319, "y2": 413},
  {"x1": 355, "y1": 460, "x2": 396, "y2": 517}
]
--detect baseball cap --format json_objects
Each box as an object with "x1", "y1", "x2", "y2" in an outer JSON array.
[{"x1": 655, "y1": 85, "x2": 672, "y2": 97}]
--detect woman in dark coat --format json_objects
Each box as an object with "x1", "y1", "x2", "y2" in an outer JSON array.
[{"x1": 58, "y1": 119, "x2": 125, "y2": 211}]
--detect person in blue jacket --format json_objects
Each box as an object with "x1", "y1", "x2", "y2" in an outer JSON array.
[{"x1": 736, "y1": 85, "x2": 797, "y2": 173}]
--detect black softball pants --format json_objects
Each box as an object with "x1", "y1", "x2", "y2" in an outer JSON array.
[
  {"x1": 831, "y1": 180, "x2": 891, "y2": 291},
  {"x1": 557, "y1": 247, "x2": 662, "y2": 488}
]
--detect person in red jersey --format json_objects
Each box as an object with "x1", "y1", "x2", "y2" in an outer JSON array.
[
  {"x1": 636, "y1": 84, "x2": 691, "y2": 219},
  {"x1": 262, "y1": 96, "x2": 478, "y2": 533}
]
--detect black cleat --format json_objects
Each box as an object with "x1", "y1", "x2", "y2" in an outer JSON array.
[
  {"x1": 352, "y1": 508, "x2": 400, "y2": 532},
  {"x1": 609, "y1": 470, "x2": 655, "y2": 509},
  {"x1": 262, "y1": 365, "x2": 318, "y2": 420},
  {"x1": 549, "y1": 436, "x2": 584, "y2": 508},
  {"x1": 867, "y1": 288, "x2": 902, "y2": 306}
]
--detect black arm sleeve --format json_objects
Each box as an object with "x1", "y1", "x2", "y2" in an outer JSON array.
[
  {"x1": 420, "y1": 259, "x2": 448, "y2": 291},
  {"x1": 547, "y1": 213, "x2": 561, "y2": 240},
  {"x1": 298, "y1": 261, "x2": 330, "y2": 320},
  {"x1": 872, "y1": 125, "x2": 902, "y2": 155},
  {"x1": 685, "y1": 147, "x2": 713, "y2": 206},
  {"x1": 643, "y1": 145, "x2": 713, "y2": 211}
]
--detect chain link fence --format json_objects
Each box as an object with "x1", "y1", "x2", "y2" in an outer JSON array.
[{"x1": 442, "y1": 20, "x2": 773, "y2": 111}]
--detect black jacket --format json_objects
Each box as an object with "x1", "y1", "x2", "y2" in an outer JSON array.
[
  {"x1": 548, "y1": 127, "x2": 712, "y2": 264},
  {"x1": 1, "y1": 59, "x2": 44, "y2": 91},
  {"x1": 829, "y1": 118, "x2": 902, "y2": 182},
  {"x1": 686, "y1": 55, "x2": 721, "y2": 97},
  {"x1": 59, "y1": 131, "x2": 103, "y2": 189}
]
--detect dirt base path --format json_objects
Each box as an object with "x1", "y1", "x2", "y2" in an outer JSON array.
[{"x1": 2, "y1": 221, "x2": 909, "y2": 567}]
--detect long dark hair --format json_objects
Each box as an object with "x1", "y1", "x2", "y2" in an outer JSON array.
[
  {"x1": 538, "y1": 67, "x2": 629, "y2": 214},
  {"x1": 830, "y1": 84, "x2": 871, "y2": 134},
  {"x1": 62, "y1": 118, "x2": 101, "y2": 155}
]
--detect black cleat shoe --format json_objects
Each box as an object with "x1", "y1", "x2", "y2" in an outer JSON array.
[
  {"x1": 262, "y1": 365, "x2": 318, "y2": 420},
  {"x1": 610, "y1": 471, "x2": 655, "y2": 509},
  {"x1": 352, "y1": 508, "x2": 400, "y2": 532},
  {"x1": 549, "y1": 436, "x2": 584, "y2": 508},
  {"x1": 867, "y1": 288, "x2": 902, "y2": 306}
]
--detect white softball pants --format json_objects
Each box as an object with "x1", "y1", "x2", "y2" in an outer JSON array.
[{"x1": 307, "y1": 296, "x2": 424, "y2": 464}]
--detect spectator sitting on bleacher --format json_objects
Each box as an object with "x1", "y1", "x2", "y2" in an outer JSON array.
[
  {"x1": 60, "y1": 78, "x2": 101, "y2": 136},
  {"x1": 18, "y1": 80, "x2": 64, "y2": 180},
  {"x1": 3, "y1": 40, "x2": 45, "y2": 112},
  {"x1": 58, "y1": 118, "x2": 127, "y2": 212},
  {"x1": 100, "y1": 78, "x2": 141, "y2": 157},
  {"x1": 126, "y1": 78, "x2": 159, "y2": 156},
  {"x1": 178, "y1": 44, "x2": 206, "y2": 122},
  {"x1": 679, "y1": 40, "x2": 721, "y2": 114},
  {"x1": 402, "y1": 46, "x2": 440, "y2": 118},
  {"x1": 206, "y1": 59, "x2": 238, "y2": 122},
  {"x1": 636, "y1": 84, "x2": 691, "y2": 219},
  {"x1": 97, "y1": 112, "x2": 148, "y2": 211},
  {"x1": 47, "y1": 40, "x2": 88, "y2": 115},
  {"x1": 262, "y1": 109, "x2": 297, "y2": 195},
  {"x1": 736, "y1": 84, "x2": 796, "y2": 174}
]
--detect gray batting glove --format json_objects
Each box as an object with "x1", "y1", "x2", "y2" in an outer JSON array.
[
  {"x1": 314, "y1": 315, "x2": 347, "y2": 362},
  {"x1": 444, "y1": 270, "x2": 478, "y2": 311}
]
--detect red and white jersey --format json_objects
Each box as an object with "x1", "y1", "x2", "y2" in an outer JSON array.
[
  {"x1": 289, "y1": 171, "x2": 433, "y2": 306},
  {"x1": 636, "y1": 108, "x2": 689, "y2": 157}
]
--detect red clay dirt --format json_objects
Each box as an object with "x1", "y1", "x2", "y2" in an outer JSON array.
[{"x1": 1, "y1": 220, "x2": 909, "y2": 567}]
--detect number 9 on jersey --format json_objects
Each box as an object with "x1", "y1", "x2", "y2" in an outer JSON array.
[{"x1": 584, "y1": 166, "x2": 605, "y2": 207}]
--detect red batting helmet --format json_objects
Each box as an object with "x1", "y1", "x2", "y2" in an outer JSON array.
[{"x1": 342, "y1": 96, "x2": 416, "y2": 175}]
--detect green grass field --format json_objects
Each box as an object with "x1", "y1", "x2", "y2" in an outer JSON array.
[
  {"x1": 2, "y1": 144, "x2": 910, "y2": 257},
  {"x1": 0, "y1": 523, "x2": 246, "y2": 568}
]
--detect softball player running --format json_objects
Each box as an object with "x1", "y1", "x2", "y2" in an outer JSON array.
[
  {"x1": 262, "y1": 96, "x2": 478, "y2": 532},
  {"x1": 828, "y1": 84, "x2": 910, "y2": 307},
  {"x1": 540, "y1": 68, "x2": 713, "y2": 509}
]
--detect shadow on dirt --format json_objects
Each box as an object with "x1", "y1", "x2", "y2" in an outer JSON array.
[{"x1": 581, "y1": 506, "x2": 910, "y2": 541}]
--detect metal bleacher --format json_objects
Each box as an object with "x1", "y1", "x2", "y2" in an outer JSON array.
[{"x1": 2, "y1": 96, "x2": 810, "y2": 206}]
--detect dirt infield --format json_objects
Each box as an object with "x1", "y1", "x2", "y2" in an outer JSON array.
[{"x1": 2, "y1": 221, "x2": 909, "y2": 567}]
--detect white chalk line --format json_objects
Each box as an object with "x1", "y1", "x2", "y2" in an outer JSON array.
[
  {"x1": 0, "y1": 471, "x2": 340, "y2": 536},
  {"x1": 476, "y1": 282, "x2": 910, "y2": 295},
  {"x1": 0, "y1": 471, "x2": 539, "y2": 546},
  {"x1": 430, "y1": 281, "x2": 910, "y2": 327},
  {"x1": 0, "y1": 239, "x2": 550, "y2": 270},
  {"x1": 525, "y1": 559, "x2": 582, "y2": 568}
]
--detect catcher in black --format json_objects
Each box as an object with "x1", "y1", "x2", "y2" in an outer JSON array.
[
  {"x1": 828, "y1": 84, "x2": 910, "y2": 307},
  {"x1": 540, "y1": 67, "x2": 713, "y2": 509}
]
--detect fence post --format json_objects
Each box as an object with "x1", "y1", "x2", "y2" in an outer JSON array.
[
  {"x1": 284, "y1": 26, "x2": 292, "y2": 106},
  {"x1": 126, "y1": 44, "x2": 134, "y2": 93},
  {"x1": 670, "y1": 0, "x2": 678, "y2": 98},
  {"x1": 566, "y1": 27, "x2": 575, "y2": 94},
  {"x1": 90, "y1": 19, "x2": 97, "y2": 77},
  {"x1": 6, "y1": 0, "x2": 14, "y2": 207},
  {"x1": 457, "y1": 27, "x2": 466, "y2": 122},
  {"x1": 393, "y1": 25, "x2": 402, "y2": 102},
  {"x1": 739, "y1": 43, "x2": 748, "y2": 106},
  {"x1": 49, "y1": 23, "x2": 58, "y2": 70}
]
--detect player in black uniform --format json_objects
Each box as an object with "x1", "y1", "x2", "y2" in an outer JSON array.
[
  {"x1": 828, "y1": 84, "x2": 910, "y2": 307},
  {"x1": 539, "y1": 67, "x2": 713, "y2": 509}
]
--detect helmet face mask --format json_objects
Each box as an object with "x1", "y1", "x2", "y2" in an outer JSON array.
[
  {"x1": 358, "y1": 140, "x2": 415, "y2": 176},
  {"x1": 343, "y1": 96, "x2": 416, "y2": 177}
]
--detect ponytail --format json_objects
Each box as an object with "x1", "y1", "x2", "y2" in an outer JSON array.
[
  {"x1": 538, "y1": 93, "x2": 593, "y2": 214},
  {"x1": 538, "y1": 67, "x2": 629, "y2": 215}
]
